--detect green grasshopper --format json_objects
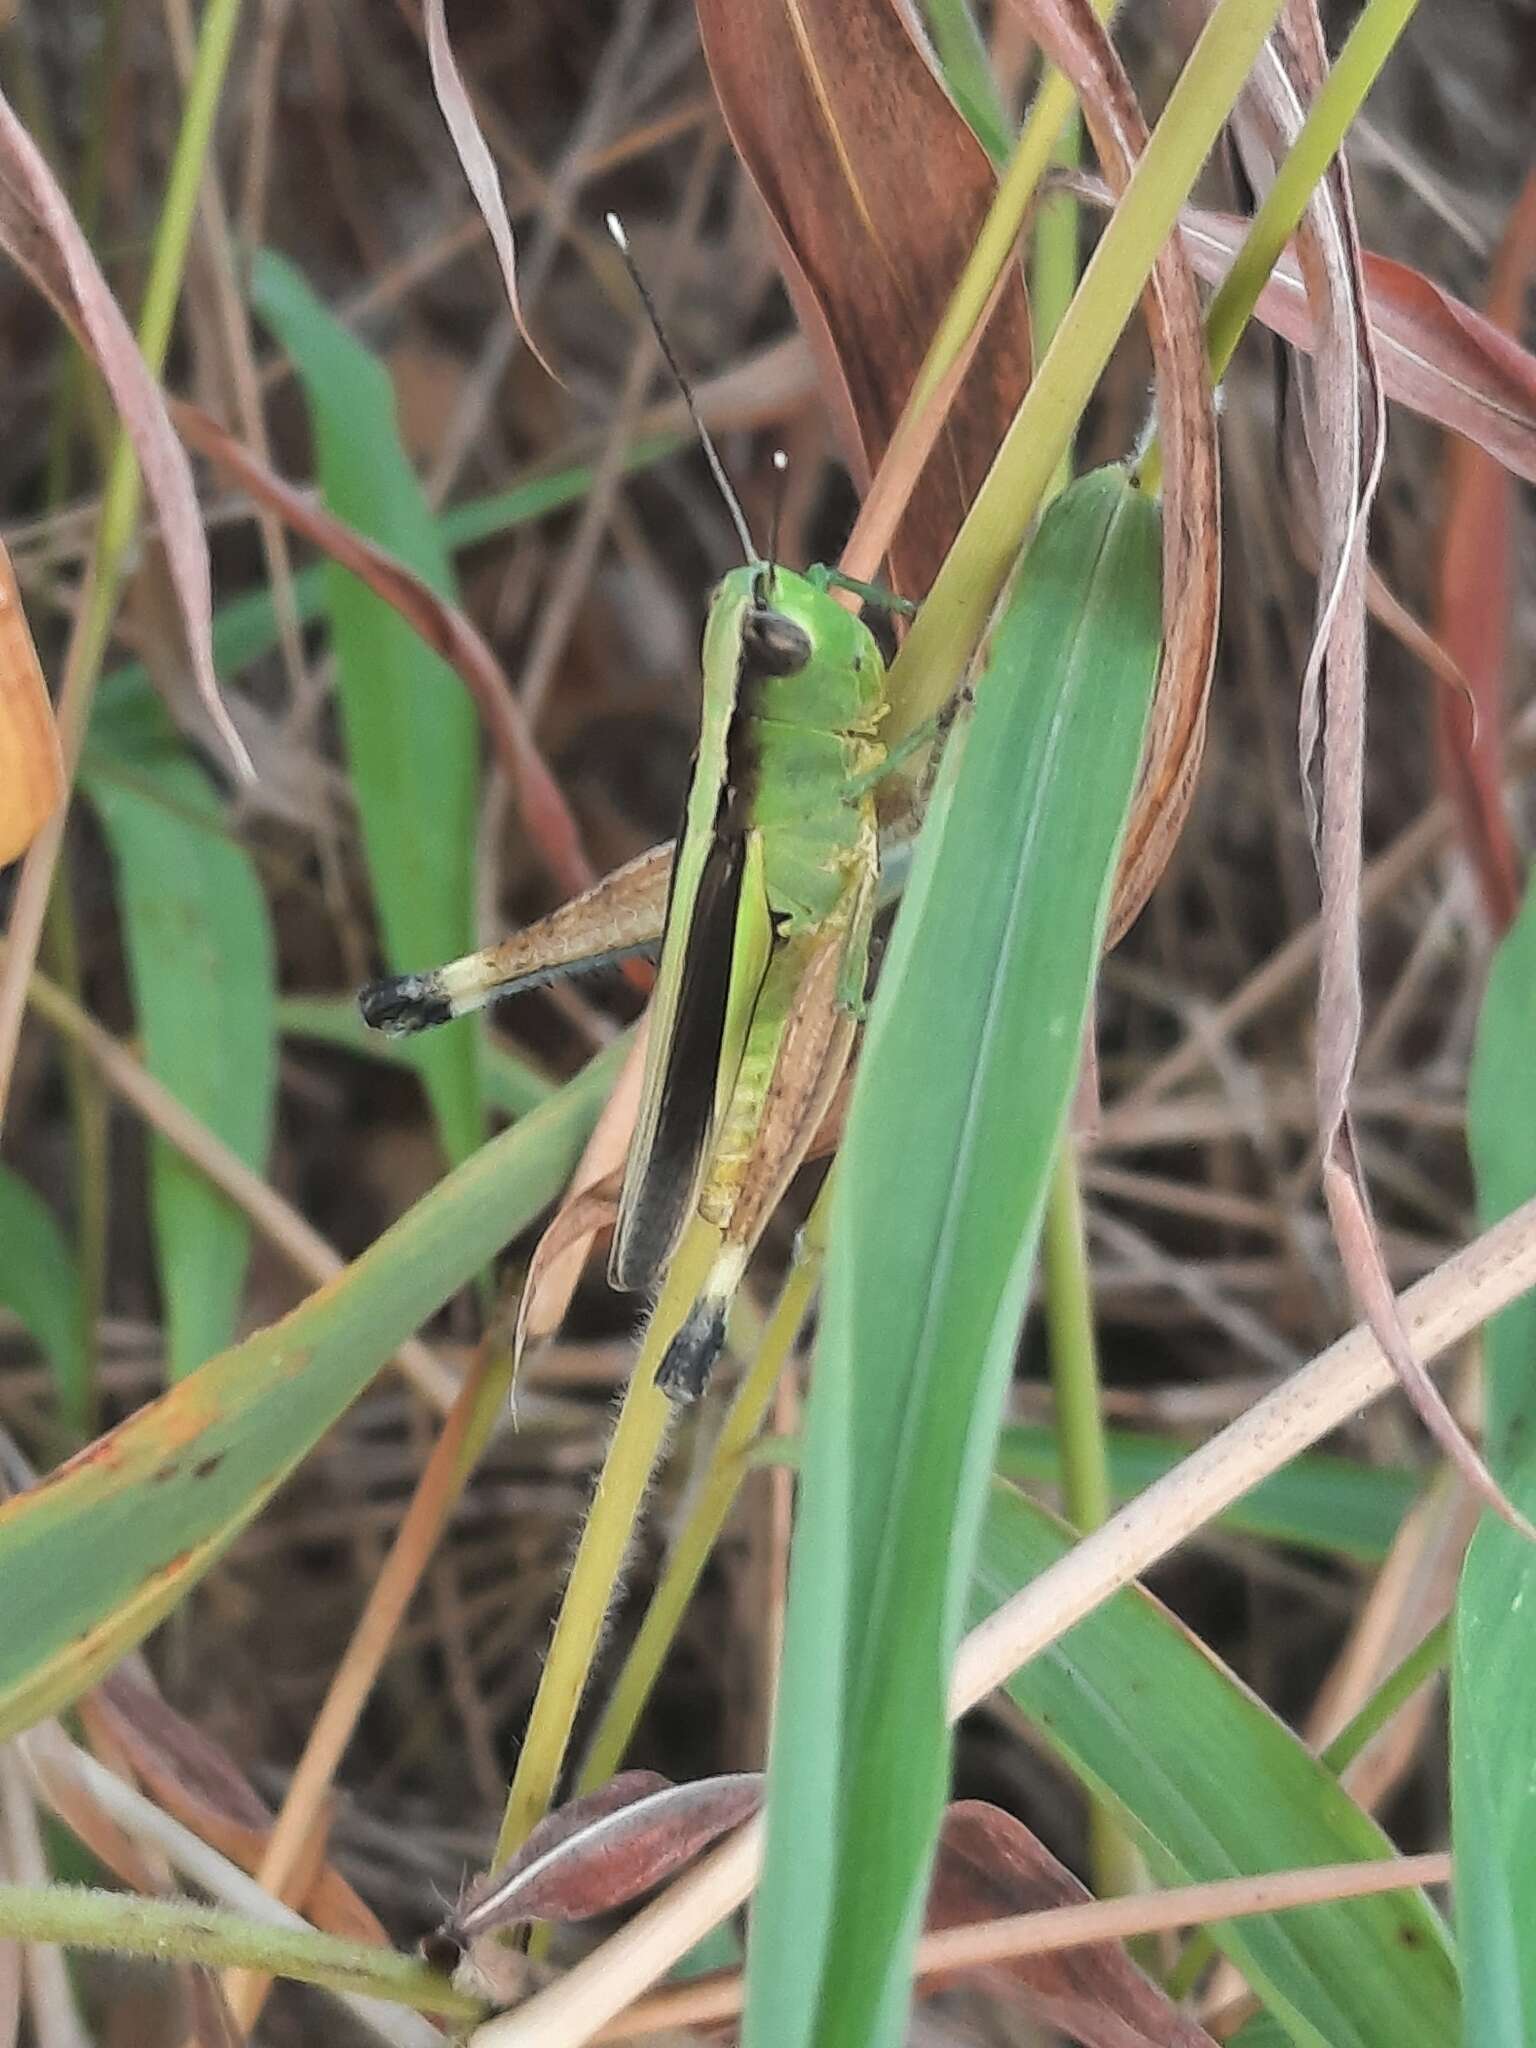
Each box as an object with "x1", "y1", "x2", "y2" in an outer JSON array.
[{"x1": 360, "y1": 219, "x2": 899, "y2": 1401}]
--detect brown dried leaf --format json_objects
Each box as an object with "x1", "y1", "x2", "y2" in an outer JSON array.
[
  {"x1": 0, "y1": 89, "x2": 250, "y2": 780},
  {"x1": 1433, "y1": 167, "x2": 1536, "y2": 933},
  {"x1": 1362, "y1": 563, "x2": 1469, "y2": 710},
  {"x1": 695, "y1": 0, "x2": 1032, "y2": 598},
  {"x1": 81, "y1": 1674, "x2": 388, "y2": 1948},
  {"x1": 89, "y1": 1674, "x2": 268, "y2": 1829},
  {"x1": 512, "y1": 1168, "x2": 623, "y2": 1360},
  {"x1": 393, "y1": 877, "x2": 671, "y2": 1388},
  {"x1": 1006, "y1": 0, "x2": 1221, "y2": 942},
  {"x1": 20, "y1": 1718, "x2": 167, "y2": 1898},
  {"x1": 171, "y1": 397, "x2": 595, "y2": 903},
  {"x1": 451, "y1": 1772, "x2": 762, "y2": 1936},
  {"x1": 182, "y1": 1967, "x2": 246, "y2": 2048},
  {"x1": 514, "y1": 1034, "x2": 648, "y2": 1363},
  {"x1": 929, "y1": 1803, "x2": 1218, "y2": 2047},
  {"x1": 1165, "y1": 202, "x2": 1536, "y2": 484},
  {"x1": 424, "y1": 0, "x2": 560, "y2": 384},
  {"x1": 1232, "y1": 2, "x2": 1529, "y2": 1536},
  {"x1": 0, "y1": 540, "x2": 63, "y2": 868}
]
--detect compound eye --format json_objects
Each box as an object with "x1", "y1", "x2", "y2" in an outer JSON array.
[{"x1": 742, "y1": 605, "x2": 812, "y2": 677}]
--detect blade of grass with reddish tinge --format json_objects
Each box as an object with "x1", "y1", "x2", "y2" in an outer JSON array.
[
  {"x1": 172, "y1": 396, "x2": 596, "y2": 903},
  {"x1": 1433, "y1": 168, "x2": 1536, "y2": 933}
]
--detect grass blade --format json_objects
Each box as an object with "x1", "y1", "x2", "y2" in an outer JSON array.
[
  {"x1": 747, "y1": 467, "x2": 1163, "y2": 2048},
  {"x1": 276, "y1": 994, "x2": 553, "y2": 1121},
  {"x1": 1455, "y1": 876, "x2": 1536, "y2": 2041},
  {"x1": 0, "y1": 1044, "x2": 618, "y2": 1743},
  {"x1": 973, "y1": 1479, "x2": 1459, "y2": 2048},
  {"x1": 84, "y1": 679, "x2": 276, "y2": 1381},
  {"x1": 251, "y1": 249, "x2": 483, "y2": 1166},
  {"x1": 0, "y1": 1165, "x2": 87, "y2": 1431},
  {"x1": 995, "y1": 1426, "x2": 1417, "y2": 1564}
]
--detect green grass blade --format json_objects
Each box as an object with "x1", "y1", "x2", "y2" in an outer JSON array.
[
  {"x1": 1455, "y1": 877, "x2": 1536, "y2": 2044},
  {"x1": 250, "y1": 248, "x2": 483, "y2": 1166},
  {"x1": 996, "y1": 1426, "x2": 1418, "y2": 1563},
  {"x1": 275, "y1": 993, "x2": 554, "y2": 1122},
  {"x1": 0, "y1": 1166, "x2": 88, "y2": 1431},
  {"x1": 0, "y1": 1044, "x2": 619, "y2": 1743},
  {"x1": 972, "y1": 1478, "x2": 1459, "y2": 2048},
  {"x1": 919, "y1": 0, "x2": 1012, "y2": 164},
  {"x1": 83, "y1": 682, "x2": 276, "y2": 1382},
  {"x1": 747, "y1": 468, "x2": 1163, "y2": 2048}
]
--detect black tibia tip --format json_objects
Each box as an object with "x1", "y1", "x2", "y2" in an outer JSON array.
[
  {"x1": 656, "y1": 1300, "x2": 729, "y2": 1404},
  {"x1": 357, "y1": 974, "x2": 451, "y2": 1037}
]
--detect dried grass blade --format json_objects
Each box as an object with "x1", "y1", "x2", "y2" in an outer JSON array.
[
  {"x1": 1233, "y1": 0, "x2": 1528, "y2": 1534},
  {"x1": 172, "y1": 397, "x2": 594, "y2": 899},
  {"x1": 1007, "y1": 0, "x2": 1221, "y2": 940},
  {"x1": 424, "y1": 0, "x2": 560, "y2": 384},
  {"x1": 0, "y1": 88, "x2": 248, "y2": 779},
  {"x1": 1433, "y1": 168, "x2": 1536, "y2": 933}
]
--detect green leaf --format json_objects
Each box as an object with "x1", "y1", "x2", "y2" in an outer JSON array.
[
  {"x1": 0, "y1": 1167, "x2": 88, "y2": 1430},
  {"x1": 250, "y1": 248, "x2": 483, "y2": 1167},
  {"x1": 919, "y1": 0, "x2": 1013, "y2": 163},
  {"x1": 973, "y1": 1479, "x2": 1459, "y2": 2048},
  {"x1": 747, "y1": 469, "x2": 1164, "y2": 2048},
  {"x1": 0, "y1": 1043, "x2": 619, "y2": 1742},
  {"x1": 83, "y1": 683, "x2": 276, "y2": 1381},
  {"x1": 996, "y1": 1426, "x2": 1417, "y2": 1563},
  {"x1": 1455, "y1": 875, "x2": 1536, "y2": 2045}
]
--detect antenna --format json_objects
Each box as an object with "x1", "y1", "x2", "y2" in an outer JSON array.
[
  {"x1": 605, "y1": 212, "x2": 757, "y2": 564},
  {"x1": 766, "y1": 449, "x2": 789, "y2": 592}
]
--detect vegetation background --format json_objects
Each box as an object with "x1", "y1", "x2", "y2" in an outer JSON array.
[{"x1": 1, "y1": 1, "x2": 1534, "y2": 2043}]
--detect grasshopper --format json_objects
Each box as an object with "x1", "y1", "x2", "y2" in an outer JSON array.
[{"x1": 360, "y1": 219, "x2": 899, "y2": 1401}]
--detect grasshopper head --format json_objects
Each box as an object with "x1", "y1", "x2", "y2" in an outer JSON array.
[{"x1": 715, "y1": 565, "x2": 886, "y2": 731}]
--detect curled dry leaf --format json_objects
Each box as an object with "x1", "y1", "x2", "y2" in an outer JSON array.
[
  {"x1": 424, "y1": 0, "x2": 560, "y2": 385},
  {"x1": 81, "y1": 1673, "x2": 388, "y2": 1948},
  {"x1": 182, "y1": 1967, "x2": 245, "y2": 2048},
  {"x1": 513, "y1": 1031, "x2": 648, "y2": 1365},
  {"x1": 512, "y1": 1168, "x2": 624, "y2": 1363},
  {"x1": 695, "y1": 0, "x2": 1033, "y2": 599},
  {"x1": 1004, "y1": 0, "x2": 1221, "y2": 942},
  {"x1": 1433, "y1": 167, "x2": 1536, "y2": 933},
  {"x1": 22, "y1": 1719, "x2": 167, "y2": 1900},
  {"x1": 0, "y1": 87, "x2": 250, "y2": 781},
  {"x1": 1231, "y1": 1, "x2": 1529, "y2": 1537},
  {"x1": 171, "y1": 397, "x2": 595, "y2": 902},
  {"x1": 0, "y1": 539, "x2": 63, "y2": 867},
  {"x1": 446, "y1": 1771, "x2": 763, "y2": 1941},
  {"x1": 928, "y1": 1802, "x2": 1218, "y2": 2048},
  {"x1": 422, "y1": 866, "x2": 671, "y2": 1378}
]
